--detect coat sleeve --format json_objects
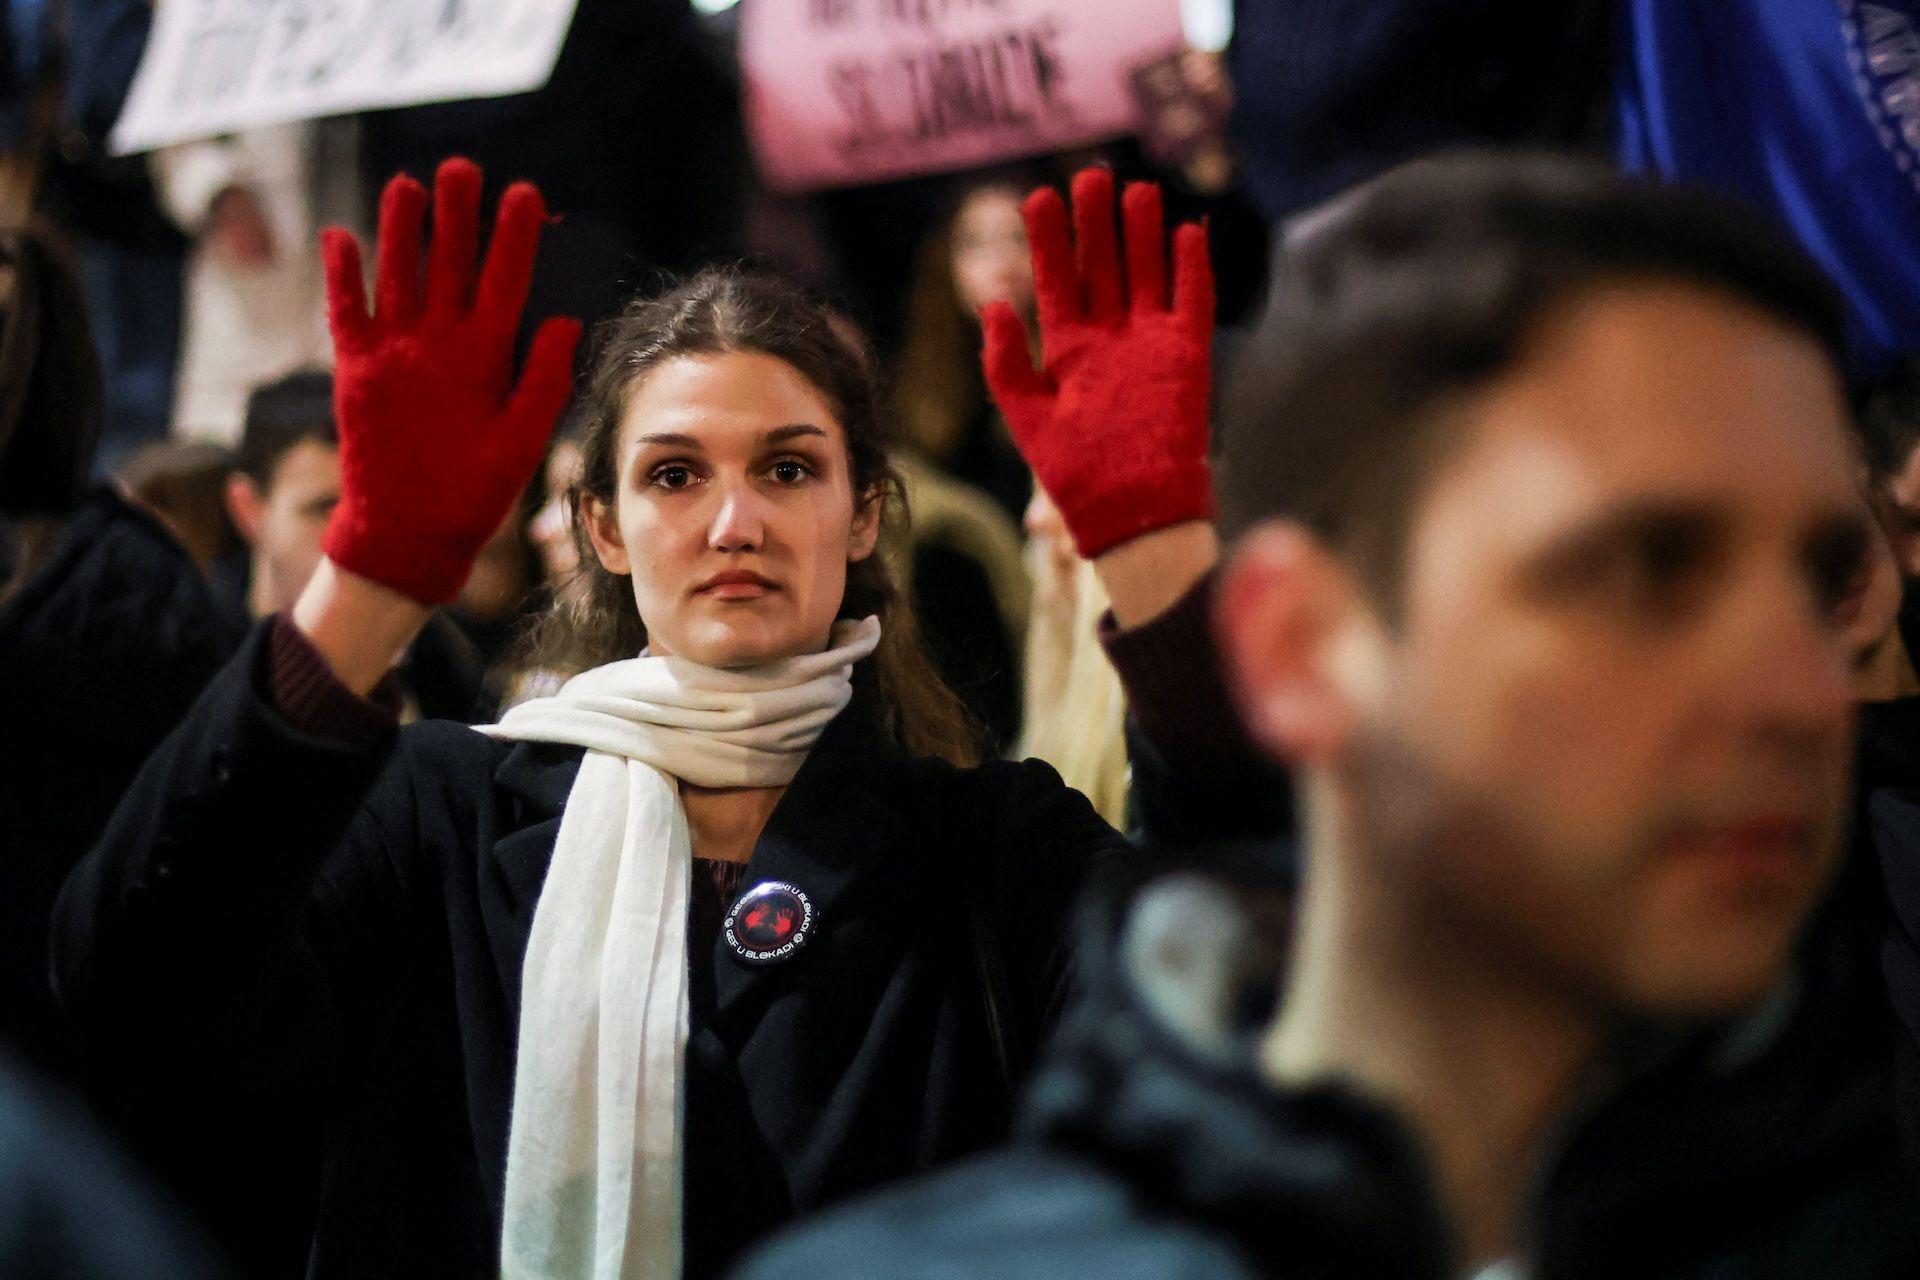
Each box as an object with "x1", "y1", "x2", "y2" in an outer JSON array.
[
  {"x1": 1098, "y1": 571, "x2": 1297, "y2": 853},
  {"x1": 971, "y1": 758, "x2": 1135, "y2": 1048},
  {"x1": 48, "y1": 622, "x2": 429, "y2": 1186}
]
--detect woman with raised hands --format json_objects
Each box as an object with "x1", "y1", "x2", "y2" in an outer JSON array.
[{"x1": 49, "y1": 158, "x2": 1247, "y2": 1280}]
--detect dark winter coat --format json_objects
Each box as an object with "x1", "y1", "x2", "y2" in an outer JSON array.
[
  {"x1": 51, "y1": 623, "x2": 1136, "y2": 1278},
  {"x1": 0, "y1": 490, "x2": 237, "y2": 1075},
  {"x1": 740, "y1": 848, "x2": 1917, "y2": 1280}
]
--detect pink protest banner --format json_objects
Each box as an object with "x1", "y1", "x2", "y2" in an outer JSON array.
[{"x1": 741, "y1": 0, "x2": 1186, "y2": 191}]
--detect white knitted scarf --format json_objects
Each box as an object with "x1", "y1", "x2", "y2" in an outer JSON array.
[{"x1": 477, "y1": 616, "x2": 883, "y2": 1279}]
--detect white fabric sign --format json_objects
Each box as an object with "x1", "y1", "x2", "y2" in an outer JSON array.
[{"x1": 110, "y1": 0, "x2": 580, "y2": 156}]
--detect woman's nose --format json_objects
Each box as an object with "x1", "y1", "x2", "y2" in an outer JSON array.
[{"x1": 708, "y1": 484, "x2": 766, "y2": 552}]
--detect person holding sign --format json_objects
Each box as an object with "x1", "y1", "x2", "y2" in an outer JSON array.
[{"x1": 50, "y1": 157, "x2": 1237, "y2": 1278}]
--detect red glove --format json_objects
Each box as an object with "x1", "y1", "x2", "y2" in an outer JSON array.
[
  {"x1": 320, "y1": 157, "x2": 582, "y2": 605},
  {"x1": 981, "y1": 168, "x2": 1214, "y2": 560}
]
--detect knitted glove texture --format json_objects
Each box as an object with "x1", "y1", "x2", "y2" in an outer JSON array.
[
  {"x1": 981, "y1": 168, "x2": 1215, "y2": 559},
  {"x1": 320, "y1": 157, "x2": 581, "y2": 604}
]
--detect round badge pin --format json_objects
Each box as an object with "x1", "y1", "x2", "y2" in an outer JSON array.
[{"x1": 725, "y1": 880, "x2": 815, "y2": 964}]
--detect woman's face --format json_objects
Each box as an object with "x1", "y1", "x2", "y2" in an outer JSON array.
[
  {"x1": 530, "y1": 439, "x2": 585, "y2": 585},
  {"x1": 584, "y1": 351, "x2": 881, "y2": 668},
  {"x1": 951, "y1": 187, "x2": 1033, "y2": 317}
]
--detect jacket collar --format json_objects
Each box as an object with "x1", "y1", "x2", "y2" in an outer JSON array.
[
  {"x1": 1028, "y1": 849, "x2": 1901, "y2": 1279},
  {"x1": 483, "y1": 690, "x2": 913, "y2": 1021},
  {"x1": 1021, "y1": 863, "x2": 1455, "y2": 1279}
]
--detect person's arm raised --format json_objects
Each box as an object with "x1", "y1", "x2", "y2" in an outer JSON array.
[
  {"x1": 983, "y1": 170, "x2": 1288, "y2": 849},
  {"x1": 293, "y1": 157, "x2": 581, "y2": 696},
  {"x1": 980, "y1": 169, "x2": 1219, "y2": 630}
]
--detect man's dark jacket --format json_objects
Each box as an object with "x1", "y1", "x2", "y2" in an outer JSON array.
[{"x1": 740, "y1": 848, "x2": 1916, "y2": 1279}]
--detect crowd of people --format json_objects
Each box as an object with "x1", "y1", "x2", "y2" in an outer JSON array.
[{"x1": 3, "y1": 1, "x2": 1920, "y2": 1278}]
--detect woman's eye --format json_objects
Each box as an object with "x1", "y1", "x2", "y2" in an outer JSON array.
[
  {"x1": 650, "y1": 464, "x2": 695, "y2": 490},
  {"x1": 769, "y1": 458, "x2": 813, "y2": 485}
]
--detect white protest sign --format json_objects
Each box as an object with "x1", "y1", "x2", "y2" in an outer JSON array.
[
  {"x1": 741, "y1": 0, "x2": 1186, "y2": 191},
  {"x1": 110, "y1": 0, "x2": 580, "y2": 156}
]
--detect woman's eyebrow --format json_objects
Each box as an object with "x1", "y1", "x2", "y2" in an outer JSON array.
[
  {"x1": 635, "y1": 431, "x2": 702, "y2": 448},
  {"x1": 763, "y1": 424, "x2": 828, "y2": 445}
]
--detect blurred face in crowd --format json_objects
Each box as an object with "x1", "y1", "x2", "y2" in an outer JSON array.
[
  {"x1": 951, "y1": 186, "x2": 1034, "y2": 317},
  {"x1": 583, "y1": 351, "x2": 880, "y2": 667},
  {"x1": 1220, "y1": 282, "x2": 1864, "y2": 1019},
  {"x1": 531, "y1": 439, "x2": 585, "y2": 585},
  {"x1": 1872, "y1": 443, "x2": 1920, "y2": 580},
  {"x1": 225, "y1": 436, "x2": 340, "y2": 618}
]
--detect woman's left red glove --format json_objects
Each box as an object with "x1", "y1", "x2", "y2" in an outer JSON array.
[{"x1": 320, "y1": 157, "x2": 582, "y2": 606}]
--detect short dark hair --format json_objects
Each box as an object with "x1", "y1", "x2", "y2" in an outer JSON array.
[
  {"x1": 1857, "y1": 359, "x2": 1920, "y2": 483},
  {"x1": 236, "y1": 369, "x2": 337, "y2": 488},
  {"x1": 1218, "y1": 150, "x2": 1849, "y2": 614}
]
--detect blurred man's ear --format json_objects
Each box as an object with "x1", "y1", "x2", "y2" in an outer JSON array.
[
  {"x1": 223, "y1": 474, "x2": 265, "y2": 548},
  {"x1": 1213, "y1": 521, "x2": 1369, "y2": 767}
]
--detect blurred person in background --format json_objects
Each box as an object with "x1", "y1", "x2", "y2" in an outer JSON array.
[
  {"x1": 0, "y1": 225, "x2": 230, "y2": 1078},
  {"x1": 155, "y1": 121, "x2": 361, "y2": 443},
  {"x1": 217, "y1": 367, "x2": 487, "y2": 722},
  {"x1": 1859, "y1": 361, "x2": 1920, "y2": 589},
  {"x1": 112, "y1": 439, "x2": 242, "y2": 575},
  {"x1": 894, "y1": 171, "x2": 1042, "y2": 520},
  {"x1": 1616, "y1": 0, "x2": 1920, "y2": 383},
  {"x1": 530, "y1": 430, "x2": 588, "y2": 589},
  {"x1": 1016, "y1": 488, "x2": 1129, "y2": 829},
  {"x1": 448, "y1": 505, "x2": 543, "y2": 676},
  {"x1": 891, "y1": 449, "x2": 1029, "y2": 751},
  {"x1": 51, "y1": 159, "x2": 1258, "y2": 1278},
  {"x1": 19, "y1": 0, "x2": 189, "y2": 474},
  {"x1": 1228, "y1": 0, "x2": 1614, "y2": 227},
  {"x1": 744, "y1": 154, "x2": 1919, "y2": 1279},
  {"x1": 891, "y1": 172, "x2": 1048, "y2": 749}
]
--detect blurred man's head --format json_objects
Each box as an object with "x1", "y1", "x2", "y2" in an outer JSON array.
[
  {"x1": 1858, "y1": 360, "x2": 1920, "y2": 579},
  {"x1": 225, "y1": 370, "x2": 339, "y2": 618},
  {"x1": 1214, "y1": 154, "x2": 1864, "y2": 1022}
]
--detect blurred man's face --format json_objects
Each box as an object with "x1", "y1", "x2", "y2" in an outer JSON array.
[
  {"x1": 1238, "y1": 283, "x2": 1866, "y2": 1021},
  {"x1": 228, "y1": 438, "x2": 341, "y2": 617}
]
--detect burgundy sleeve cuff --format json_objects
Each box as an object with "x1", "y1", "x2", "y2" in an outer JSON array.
[
  {"x1": 1098, "y1": 568, "x2": 1259, "y2": 768},
  {"x1": 266, "y1": 613, "x2": 403, "y2": 748}
]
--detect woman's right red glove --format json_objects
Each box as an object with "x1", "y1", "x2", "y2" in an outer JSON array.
[
  {"x1": 980, "y1": 168, "x2": 1215, "y2": 560},
  {"x1": 320, "y1": 157, "x2": 582, "y2": 606}
]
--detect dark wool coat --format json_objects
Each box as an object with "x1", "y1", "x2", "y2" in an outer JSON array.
[
  {"x1": 0, "y1": 490, "x2": 236, "y2": 1077},
  {"x1": 52, "y1": 624, "x2": 1135, "y2": 1277}
]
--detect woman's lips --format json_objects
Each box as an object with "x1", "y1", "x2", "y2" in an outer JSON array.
[{"x1": 695, "y1": 571, "x2": 778, "y2": 600}]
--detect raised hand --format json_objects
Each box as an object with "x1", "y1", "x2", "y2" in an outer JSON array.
[
  {"x1": 320, "y1": 157, "x2": 582, "y2": 606},
  {"x1": 980, "y1": 168, "x2": 1215, "y2": 561}
]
